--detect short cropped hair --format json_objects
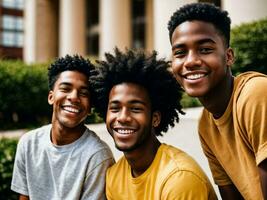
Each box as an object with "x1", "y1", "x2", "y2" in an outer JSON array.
[
  {"x1": 90, "y1": 48, "x2": 184, "y2": 136},
  {"x1": 168, "y1": 3, "x2": 231, "y2": 47},
  {"x1": 48, "y1": 55, "x2": 94, "y2": 90}
]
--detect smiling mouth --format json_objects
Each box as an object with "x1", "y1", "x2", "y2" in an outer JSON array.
[
  {"x1": 115, "y1": 128, "x2": 135, "y2": 135},
  {"x1": 184, "y1": 73, "x2": 206, "y2": 80},
  {"x1": 62, "y1": 106, "x2": 80, "y2": 113}
]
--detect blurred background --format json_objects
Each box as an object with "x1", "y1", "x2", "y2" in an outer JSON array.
[
  {"x1": 0, "y1": 0, "x2": 266, "y2": 62},
  {"x1": 0, "y1": 0, "x2": 267, "y2": 199},
  {"x1": 1, "y1": 0, "x2": 267, "y2": 130}
]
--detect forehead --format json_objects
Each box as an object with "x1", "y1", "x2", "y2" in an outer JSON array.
[
  {"x1": 108, "y1": 82, "x2": 150, "y2": 105},
  {"x1": 55, "y1": 70, "x2": 89, "y2": 86},
  {"x1": 171, "y1": 20, "x2": 225, "y2": 46}
]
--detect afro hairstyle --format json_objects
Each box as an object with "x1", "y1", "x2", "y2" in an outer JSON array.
[{"x1": 90, "y1": 48, "x2": 184, "y2": 136}]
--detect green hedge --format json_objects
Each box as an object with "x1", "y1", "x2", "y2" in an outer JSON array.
[
  {"x1": 231, "y1": 18, "x2": 267, "y2": 75},
  {"x1": 0, "y1": 138, "x2": 18, "y2": 199},
  {"x1": 0, "y1": 60, "x2": 51, "y2": 129}
]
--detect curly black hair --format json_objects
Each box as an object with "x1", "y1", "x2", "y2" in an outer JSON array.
[
  {"x1": 90, "y1": 48, "x2": 184, "y2": 136},
  {"x1": 48, "y1": 54, "x2": 94, "y2": 90},
  {"x1": 168, "y1": 3, "x2": 231, "y2": 47}
]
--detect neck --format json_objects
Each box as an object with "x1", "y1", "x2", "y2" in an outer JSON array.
[
  {"x1": 124, "y1": 136, "x2": 161, "y2": 178},
  {"x1": 50, "y1": 122, "x2": 86, "y2": 145},
  {"x1": 199, "y1": 72, "x2": 234, "y2": 119}
]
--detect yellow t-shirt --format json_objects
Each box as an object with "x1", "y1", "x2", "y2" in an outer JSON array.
[
  {"x1": 106, "y1": 144, "x2": 217, "y2": 200},
  {"x1": 199, "y1": 72, "x2": 267, "y2": 200}
]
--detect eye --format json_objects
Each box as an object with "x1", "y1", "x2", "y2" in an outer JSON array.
[
  {"x1": 131, "y1": 107, "x2": 143, "y2": 113},
  {"x1": 173, "y1": 49, "x2": 187, "y2": 58},
  {"x1": 108, "y1": 105, "x2": 120, "y2": 113},
  {"x1": 199, "y1": 47, "x2": 213, "y2": 54},
  {"x1": 59, "y1": 86, "x2": 71, "y2": 92},
  {"x1": 79, "y1": 89, "x2": 90, "y2": 97}
]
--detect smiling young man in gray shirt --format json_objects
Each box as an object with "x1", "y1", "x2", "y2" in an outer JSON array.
[{"x1": 11, "y1": 55, "x2": 114, "y2": 200}]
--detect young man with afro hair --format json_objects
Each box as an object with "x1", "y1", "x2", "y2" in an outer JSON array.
[
  {"x1": 168, "y1": 2, "x2": 267, "y2": 199},
  {"x1": 90, "y1": 48, "x2": 217, "y2": 199},
  {"x1": 11, "y1": 55, "x2": 114, "y2": 200}
]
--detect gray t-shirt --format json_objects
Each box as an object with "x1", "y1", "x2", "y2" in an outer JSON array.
[{"x1": 11, "y1": 124, "x2": 114, "y2": 200}]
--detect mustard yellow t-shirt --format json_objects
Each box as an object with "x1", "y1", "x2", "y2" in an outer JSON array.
[
  {"x1": 106, "y1": 144, "x2": 217, "y2": 200},
  {"x1": 199, "y1": 72, "x2": 267, "y2": 200}
]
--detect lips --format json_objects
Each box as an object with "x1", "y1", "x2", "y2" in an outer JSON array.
[
  {"x1": 62, "y1": 105, "x2": 81, "y2": 113},
  {"x1": 116, "y1": 129, "x2": 135, "y2": 135},
  {"x1": 182, "y1": 72, "x2": 208, "y2": 80}
]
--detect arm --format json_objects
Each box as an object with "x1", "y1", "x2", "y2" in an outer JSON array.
[
  {"x1": 81, "y1": 149, "x2": 114, "y2": 200},
  {"x1": 218, "y1": 184, "x2": 243, "y2": 200},
  {"x1": 237, "y1": 77, "x2": 267, "y2": 199},
  {"x1": 258, "y1": 159, "x2": 267, "y2": 199},
  {"x1": 19, "y1": 194, "x2": 29, "y2": 200}
]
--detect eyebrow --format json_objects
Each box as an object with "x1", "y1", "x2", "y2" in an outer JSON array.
[
  {"x1": 59, "y1": 82, "x2": 89, "y2": 90},
  {"x1": 109, "y1": 100, "x2": 147, "y2": 106},
  {"x1": 172, "y1": 38, "x2": 216, "y2": 50}
]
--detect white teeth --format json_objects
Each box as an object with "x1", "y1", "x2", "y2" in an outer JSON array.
[
  {"x1": 186, "y1": 74, "x2": 205, "y2": 80},
  {"x1": 63, "y1": 106, "x2": 79, "y2": 113},
  {"x1": 117, "y1": 129, "x2": 134, "y2": 134}
]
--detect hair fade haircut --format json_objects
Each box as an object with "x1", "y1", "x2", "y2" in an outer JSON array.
[
  {"x1": 90, "y1": 48, "x2": 184, "y2": 136},
  {"x1": 168, "y1": 2, "x2": 231, "y2": 47},
  {"x1": 48, "y1": 54, "x2": 94, "y2": 90}
]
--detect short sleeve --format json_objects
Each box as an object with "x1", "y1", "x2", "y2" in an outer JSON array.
[
  {"x1": 198, "y1": 125, "x2": 232, "y2": 186},
  {"x1": 161, "y1": 170, "x2": 217, "y2": 200},
  {"x1": 81, "y1": 148, "x2": 115, "y2": 200},
  {"x1": 236, "y1": 77, "x2": 267, "y2": 165},
  {"x1": 11, "y1": 135, "x2": 29, "y2": 196}
]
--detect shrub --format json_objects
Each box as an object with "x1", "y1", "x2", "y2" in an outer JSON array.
[
  {"x1": 0, "y1": 60, "x2": 51, "y2": 129},
  {"x1": 231, "y1": 18, "x2": 267, "y2": 75},
  {"x1": 181, "y1": 93, "x2": 201, "y2": 108},
  {"x1": 0, "y1": 138, "x2": 19, "y2": 200}
]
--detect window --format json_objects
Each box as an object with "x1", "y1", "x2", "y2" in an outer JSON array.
[
  {"x1": 131, "y1": 0, "x2": 145, "y2": 49},
  {"x1": 2, "y1": 0, "x2": 24, "y2": 10},
  {"x1": 199, "y1": 0, "x2": 221, "y2": 7},
  {"x1": 86, "y1": 0, "x2": 99, "y2": 56},
  {"x1": 1, "y1": 15, "x2": 24, "y2": 47},
  {"x1": 2, "y1": 15, "x2": 23, "y2": 31}
]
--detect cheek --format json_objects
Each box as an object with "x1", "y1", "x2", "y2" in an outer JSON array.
[{"x1": 171, "y1": 59, "x2": 183, "y2": 74}]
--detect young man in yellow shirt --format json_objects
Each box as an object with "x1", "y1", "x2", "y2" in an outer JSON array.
[
  {"x1": 91, "y1": 48, "x2": 217, "y2": 199},
  {"x1": 169, "y1": 3, "x2": 267, "y2": 199}
]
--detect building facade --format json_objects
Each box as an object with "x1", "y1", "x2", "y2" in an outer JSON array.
[
  {"x1": 2, "y1": 0, "x2": 267, "y2": 62},
  {"x1": 0, "y1": 0, "x2": 24, "y2": 59}
]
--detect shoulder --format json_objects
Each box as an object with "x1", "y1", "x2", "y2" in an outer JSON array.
[
  {"x1": 81, "y1": 128, "x2": 114, "y2": 160},
  {"x1": 161, "y1": 144, "x2": 211, "y2": 184},
  {"x1": 160, "y1": 145, "x2": 216, "y2": 198},
  {"x1": 233, "y1": 72, "x2": 267, "y2": 113},
  {"x1": 18, "y1": 124, "x2": 51, "y2": 147},
  {"x1": 84, "y1": 128, "x2": 112, "y2": 151},
  {"x1": 106, "y1": 156, "x2": 127, "y2": 179},
  {"x1": 235, "y1": 72, "x2": 267, "y2": 102}
]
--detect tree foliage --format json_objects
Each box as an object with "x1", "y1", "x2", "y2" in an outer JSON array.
[{"x1": 231, "y1": 18, "x2": 267, "y2": 75}]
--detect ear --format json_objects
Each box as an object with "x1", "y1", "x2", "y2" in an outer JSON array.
[
  {"x1": 226, "y1": 48, "x2": 235, "y2": 66},
  {"x1": 152, "y1": 111, "x2": 161, "y2": 128},
  {"x1": 48, "y1": 90, "x2": 54, "y2": 105}
]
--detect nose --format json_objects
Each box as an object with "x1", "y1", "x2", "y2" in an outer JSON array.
[
  {"x1": 117, "y1": 108, "x2": 131, "y2": 123},
  {"x1": 67, "y1": 90, "x2": 80, "y2": 103},
  {"x1": 184, "y1": 51, "x2": 202, "y2": 68}
]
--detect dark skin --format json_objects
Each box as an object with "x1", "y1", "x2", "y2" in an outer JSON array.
[
  {"x1": 106, "y1": 83, "x2": 162, "y2": 177},
  {"x1": 259, "y1": 159, "x2": 267, "y2": 199},
  {"x1": 19, "y1": 195, "x2": 29, "y2": 200},
  {"x1": 171, "y1": 20, "x2": 267, "y2": 199},
  {"x1": 125, "y1": 134, "x2": 161, "y2": 177}
]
